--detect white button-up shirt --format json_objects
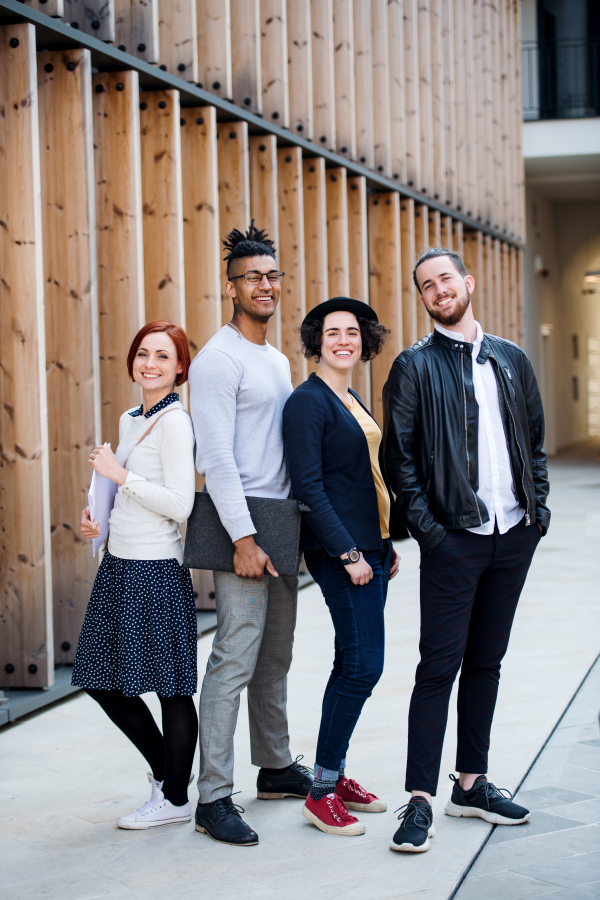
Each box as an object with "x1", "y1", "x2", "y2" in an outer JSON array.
[{"x1": 434, "y1": 321, "x2": 524, "y2": 535}]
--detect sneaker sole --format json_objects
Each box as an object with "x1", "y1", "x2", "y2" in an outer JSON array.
[
  {"x1": 257, "y1": 791, "x2": 308, "y2": 800},
  {"x1": 444, "y1": 800, "x2": 530, "y2": 825},
  {"x1": 194, "y1": 823, "x2": 259, "y2": 845},
  {"x1": 117, "y1": 814, "x2": 191, "y2": 830},
  {"x1": 302, "y1": 805, "x2": 366, "y2": 835},
  {"x1": 344, "y1": 799, "x2": 387, "y2": 813},
  {"x1": 390, "y1": 826, "x2": 436, "y2": 853}
]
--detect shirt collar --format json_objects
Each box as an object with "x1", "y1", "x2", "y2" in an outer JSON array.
[
  {"x1": 129, "y1": 392, "x2": 179, "y2": 419},
  {"x1": 434, "y1": 320, "x2": 483, "y2": 348}
]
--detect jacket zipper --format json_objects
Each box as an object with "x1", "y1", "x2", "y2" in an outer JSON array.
[
  {"x1": 505, "y1": 367, "x2": 517, "y2": 403},
  {"x1": 426, "y1": 448, "x2": 434, "y2": 494},
  {"x1": 496, "y1": 368, "x2": 531, "y2": 526},
  {"x1": 461, "y1": 353, "x2": 482, "y2": 524}
]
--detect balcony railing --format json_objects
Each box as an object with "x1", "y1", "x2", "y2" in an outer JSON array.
[{"x1": 522, "y1": 38, "x2": 600, "y2": 121}]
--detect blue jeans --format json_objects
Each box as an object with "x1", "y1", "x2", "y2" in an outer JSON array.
[{"x1": 304, "y1": 540, "x2": 393, "y2": 780}]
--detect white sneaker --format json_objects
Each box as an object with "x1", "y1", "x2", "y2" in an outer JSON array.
[{"x1": 117, "y1": 796, "x2": 192, "y2": 830}]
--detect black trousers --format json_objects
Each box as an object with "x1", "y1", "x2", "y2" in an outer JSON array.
[{"x1": 405, "y1": 515, "x2": 541, "y2": 795}]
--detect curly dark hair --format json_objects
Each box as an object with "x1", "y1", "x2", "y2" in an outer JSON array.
[
  {"x1": 299, "y1": 314, "x2": 390, "y2": 363},
  {"x1": 222, "y1": 220, "x2": 276, "y2": 275}
]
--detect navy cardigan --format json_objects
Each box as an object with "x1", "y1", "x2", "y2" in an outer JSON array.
[{"x1": 282, "y1": 373, "x2": 408, "y2": 557}]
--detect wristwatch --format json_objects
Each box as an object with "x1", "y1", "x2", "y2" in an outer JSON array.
[{"x1": 341, "y1": 547, "x2": 360, "y2": 565}]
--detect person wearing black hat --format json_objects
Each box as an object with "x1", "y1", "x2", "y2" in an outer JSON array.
[{"x1": 282, "y1": 297, "x2": 407, "y2": 836}]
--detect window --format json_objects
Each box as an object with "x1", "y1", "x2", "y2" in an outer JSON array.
[
  {"x1": 587, "y1": 335, "x2": 599, "y2": 367},
  {"x1": 587, "y1": 377, "x2": 599, "y2": 436}
]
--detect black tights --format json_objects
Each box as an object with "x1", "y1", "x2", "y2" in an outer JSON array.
[{"x1": 86, "y1": 689, "x2": 198, "y2": 807}]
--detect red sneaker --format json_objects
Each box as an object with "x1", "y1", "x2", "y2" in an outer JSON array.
[
  {"x1": 303, "y1": 792, "x2": 366, "y2": 835},
  {"x1": 336, "y1": 777, "x2": 387, "y2": 812}
]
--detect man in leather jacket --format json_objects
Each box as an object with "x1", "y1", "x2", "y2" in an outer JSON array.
[{"x1": 383, "y1": 247, "x2": 550, "y2": 853}]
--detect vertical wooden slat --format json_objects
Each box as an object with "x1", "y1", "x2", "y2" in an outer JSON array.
[
  {"x1": 400, "y1": 198, "x2": 417, "y2": 349},
  {"x1": 353, "y1": 0, "x2": 373, "y2": 169},
  {"x1": 217, "y1": 121, "x2": 251, "y2": 324},
  {"x1": 490, "y1": 0, "x2": 503, "y2": 232},
  {"x1": 513, "y1": 0, "x2": 525, "y2": 243},
  {"x1": 277, "y1": 147, "x2": 306, "y2": 387},
  {"x1": 428, "y1": 208, "x2": 442, "y2": 246},
  {"x1": 441, "y1": 0, "x2": 457, "y2": 209},
  {"x1": 181, "y1": 106, "x2": 221, "y2": 356},
  {"x1": 332, "y1": 0, "x2": 356, "y2": 160},
  {"x1": 287, "y1": 0, "x2": 313, "y2": 139},
  {"x1": 158, "y1": 0, "x2": 198, "y2": 81},
  {"x1": 414, "y1": 204, "x2": 430, "y2": 339},
  {"x1": 492, "y1": 237, "x2": 502, "y2": 336},
  {"x1": 62, "y1": 0, "x2": 115, "y2": 41},
  {"x1": 440, "y1": 214, "x2": 453, "y2": 251},
  {"x1": 249, "y1": 134, "x2": 280, "y2": 349},
  {"x1": 371, "y1": 0, "x2": 391, "y2": 177},
  {"x1": 310, "y1": 0, "x2": 336, "y2": 150},
  {"x1": 463, "y1": 0, "x2": 478, "y2": 219},
  {"x1": 114, "y1": 0, "x2": 159, "y2": 63},
  {"x1": 387, "y1": 0, "x2": 406, "y2": 184},
  {"x1": 368, "y1": 192, "x2": 401, "y2": 425},
  {"x1": 417, "y1": 0, "x2": 434, "y2": 197},
  {"x1": 326, "y1": 167, "x2": 349, "y2": 297},
  {"x1": 453, "y1": 218, "x2": 464, "y2": 257},
  {"x1": 37, "y1": 48, "x2": 101, "y2": 665},
  {"x1": 302, "y1": 157, "x2": 328, "y2": 312},
  {"x1": 481, "y1": 0, "x2": 494, "y2": 228},
  {"x1": 501, "y1": 241, "x2": 511, "y2": 341},
  {"x1": 196, "y1": 0, "x2": 232, "y2": 100},
  {"x1": 93, "y1": 71, "x2": 144, "y2": 449},
  {"x1": 140, "y1": 90, "x2": 185, "y2": 326},
  {"x1": 403, "y1": 0, "x2": 421, "y2": 192},
  {"x1": 347, "y1": 175, "x2": 371, "y2": 404},
  {"x1": 230, "y1": 0, "x2": 261, "y2": 114},
  {"x1": 509, "y1": 243, "x2": 519, "y2": 344},
  {"x1": 25, "y1": 0, "x2": 63, "y2": 17},
  {"x1": 0, "y1": 24, "x2": 53, "y2": 688},
  {"x1": 260, "y1": 0, "x2": 289, "y2": 127},
  {"x1": 453, "y1": 0, "x2": 467, "y2": 215},
  {"x1": 516, "y1": 246, "x2": 524, "y2": 346},
  {"x1": 473, "y1": 0, "x2": 486, "y2": 222},
  {"x1": 482, "y1": 233, "x2": 494, "y2": 335},
  {"x1": 430, "y1": 0, "x2": 446, "y2": 204},
  {"x1": 463, "y1": 229, "x2": 484, "y2": 330}
]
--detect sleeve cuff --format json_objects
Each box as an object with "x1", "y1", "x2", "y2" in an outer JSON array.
[
  {"x1": 227, "y1": 515, "x2": 257, "y2": 544},
  {"x1": 119, "y1": 470, "x2": 146, "y2": 496}
]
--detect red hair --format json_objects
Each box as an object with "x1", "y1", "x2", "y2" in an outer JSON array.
[{"x1": 127, "y1": 322, "x2": 191, "y2": 386}]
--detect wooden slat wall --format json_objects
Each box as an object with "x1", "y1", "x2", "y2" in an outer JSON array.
[
  {"x1": 196, "y1": 0, "x2": 232, "y2": 99},
  {"x1": 2, "y1": 1, "x2": 528, "y2": 673},
  {"x1": 368, "y1": 192, "x2": 401, "y2": 426},
  {"x1": 260, "y1": 1, "x2": 288, "y2": 127},
  {"x1": 0, "y1": 24, "x2": 53, "y2": 688},
  {"x1": 140, "y1": 90, "x2": 185, "y2": 326},
  {"x1": 347, "y1": 175, "x2": 371, "y2": 405},
  {"x1": 93, "y1": 70, "x2": 144, "y2": 448},
  {"x1": 37, "y1": 48, "x2": 101, "y2": 664},
  {"x1": 326, "y1": 167, "x2": 349, "y2": 297}
]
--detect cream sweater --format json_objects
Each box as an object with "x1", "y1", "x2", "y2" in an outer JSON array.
[{"x1": 107, "y1": 400, "x2": 196, "y2": 563}]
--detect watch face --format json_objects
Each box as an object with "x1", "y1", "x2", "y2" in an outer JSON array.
[{"x1": 349, "y1": 549, "x2": 360, "y2": 563}]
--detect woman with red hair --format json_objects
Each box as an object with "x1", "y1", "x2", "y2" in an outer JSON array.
[{"x1": 72, "y1": 321, "x2": 198, "y2": 831}]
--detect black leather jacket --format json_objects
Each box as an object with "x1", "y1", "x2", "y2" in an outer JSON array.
[{"x1": 382, "y1": 329, "x2": 550, "y2": 553}]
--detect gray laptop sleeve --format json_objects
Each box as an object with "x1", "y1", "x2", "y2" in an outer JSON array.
[{"x1": 183, "y1": 492, "x2": 305, "y2": 578}]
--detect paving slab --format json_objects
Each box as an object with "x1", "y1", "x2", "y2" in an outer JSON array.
[{"x1": 1, "y1": 451, "x2": 599, "y2": 900}]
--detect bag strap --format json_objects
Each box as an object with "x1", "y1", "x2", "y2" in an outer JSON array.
[{"x1": 124, "y1": 407, "x2": 184, "y2": 468}]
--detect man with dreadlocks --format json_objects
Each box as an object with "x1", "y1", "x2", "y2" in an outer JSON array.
[{"x1": 188, "y1": 223, "x2": 313, "y2": 846}]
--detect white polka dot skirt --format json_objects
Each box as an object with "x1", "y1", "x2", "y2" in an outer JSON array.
[{"x1": 72, "y1": 552, "x2": 197, "y2": 697}]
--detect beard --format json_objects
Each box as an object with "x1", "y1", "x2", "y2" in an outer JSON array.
[{"x1": 424, "y1": 285, "x2": 471, "y2": 326}]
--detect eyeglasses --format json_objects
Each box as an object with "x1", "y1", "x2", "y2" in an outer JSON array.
[{"x1": 229, "y1": 271, "x2": 285, "y2": 285}]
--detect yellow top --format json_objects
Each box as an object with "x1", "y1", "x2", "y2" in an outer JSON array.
[{"x1": 343, "y1": 396, "x2": 390, "y2": 540}]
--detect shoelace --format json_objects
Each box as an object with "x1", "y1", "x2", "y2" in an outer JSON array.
[
  {"x1": 215, "y1": 793, "x2": 245, "y2": 821},
  {"x1": 394, "y1": 801, "x2": 433, "y2": 829},
  {"x1": 342, "y1": 778, "x2": 368, "y2": 798},
  {"x1": 450, "y1": 774, "x2": 513, "y2": 810},
  {"x1": 291, "y1": 754, "x2": 314, "y2": 777},
  {"x1": 327, "y1": 793, "x2": 355, "y2": 822}
]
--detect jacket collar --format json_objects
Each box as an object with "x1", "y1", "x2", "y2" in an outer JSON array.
[{"x1": 431, "y1": 326, "x2": 491, "y2": 365}]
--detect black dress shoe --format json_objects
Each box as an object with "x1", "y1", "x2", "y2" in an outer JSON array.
[
  {"x1": 195, "y1": 796, "x2": 258, "y2": 845},
  {"x1": 445, "y1": 774, "x2": 531, "y2": 825},
  {"x1": 256, "y1": 755, "x2": 314, "y2": 799}
]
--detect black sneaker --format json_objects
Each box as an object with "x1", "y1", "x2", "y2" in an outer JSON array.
[
  {"x1": 445, "y1": 774, "x2": 530, "y2": 825},
  {"x1": 195, "y1": 796, "x2": 259, "y2": 845},
  {"x1": 256, "y1": 755, "x2": 314, "y2": 800},
  {"x1": 390, "y1": 797, "x2": 435, "y2": 852}
]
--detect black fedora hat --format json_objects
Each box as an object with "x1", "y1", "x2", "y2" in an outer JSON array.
[{"x1": 302, "y1": 296, "x2": 378, "y2": 325}]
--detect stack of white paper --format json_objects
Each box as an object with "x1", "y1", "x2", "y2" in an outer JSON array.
[{"x1": 88, "y1": 470, "x2": 118, "y2": 557}]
